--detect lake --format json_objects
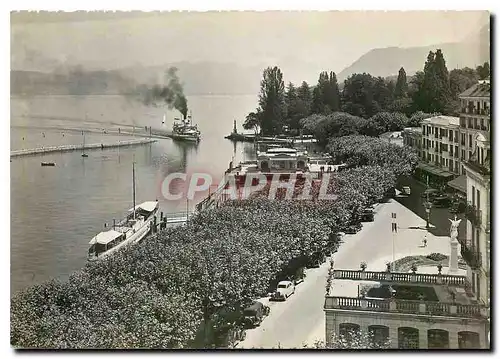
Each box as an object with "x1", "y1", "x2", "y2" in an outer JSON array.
[{"x1": 10, "y1": 94, "x2": 259, "y2": 294}]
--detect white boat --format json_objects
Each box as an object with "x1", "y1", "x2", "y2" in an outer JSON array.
[
  {"x1": 87, "y1": 162, "x2": 159, "y2": 260},
  {"x1": 172, "y1": 111, "x2": 201, "y2": 142}
]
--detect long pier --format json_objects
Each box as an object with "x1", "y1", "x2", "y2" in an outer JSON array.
[
  {"x1": 10, "y1": 138, "x2": 157, "y2": 158},
  {"x1": 224, "y1": 132, "x2": 317, "y2": 144}
]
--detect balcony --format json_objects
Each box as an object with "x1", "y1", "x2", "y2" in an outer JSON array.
[
  {"x1": 465, "y1": 203, "x2": 482, "y2": 226},
  {"x1": 324, "y1": 296, "x2": 488, "y2": 319}
]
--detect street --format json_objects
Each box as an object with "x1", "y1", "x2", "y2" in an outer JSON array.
[{"x1": 237, "y1": 198, "x2": 453, "y2": 348}]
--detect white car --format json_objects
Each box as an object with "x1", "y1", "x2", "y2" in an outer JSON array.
[{"x1": 272, "y1": 280, "x2": 295, "y2": 301}]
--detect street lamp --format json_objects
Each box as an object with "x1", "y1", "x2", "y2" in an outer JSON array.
[
  {"x1": 423, "y1": 175, "x2": 432, "y2": 229},
  {"x1": 424, "y1": 200, "x2": 432, "y2": 229}
]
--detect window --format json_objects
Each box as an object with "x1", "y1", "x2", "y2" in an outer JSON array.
[
  {"x1": 469, "y1": 151, "x2": 472, "y2": 160},
  {"x1": 469, "y1": 134, "x2": 473, "y2": 147},
  {"x1": 472, "y1": 185, "x2": 475, "y2": 206},
  {"x1": 477, "y1": 190, "x2": 481, "y2": 211},
  {"x1": 461, "y1": 149, "x2": 465, "y2": 160},
  {"x1": 474, "y1": 118, "x2": 478, "y2": 129}
]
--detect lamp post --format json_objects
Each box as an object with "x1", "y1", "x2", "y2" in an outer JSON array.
[{"x1": 424, "y1": 175, "x2": 432, "y2": 228}]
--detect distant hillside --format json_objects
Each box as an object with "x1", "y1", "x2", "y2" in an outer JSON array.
[
  {"x1": 117, "y1": 62, "x2": 263, "y2": 96},
  {"x1": 11, "y1": 62, "x2": 264, "y2": 96},
  {"x1": 338, "y1": 24, "x2": 490, "y2": 82},
  {"x1": 11, "y1": 68, "x2": 135, "y2": 96}
]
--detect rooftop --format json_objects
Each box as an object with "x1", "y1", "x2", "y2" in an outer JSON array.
[
  {"x1": 422, "y1": 115, "x2": 459, "y2": 127},
  {"x1": 459, "y1": 82, "x2": 491, "y2": 99}
]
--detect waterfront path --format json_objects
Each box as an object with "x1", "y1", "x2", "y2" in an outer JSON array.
[{"x1": 237, "y1": 198, "x2": 453, "y2": 349}]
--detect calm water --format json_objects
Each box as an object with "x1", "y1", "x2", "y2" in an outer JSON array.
[{"x1": 10, "y1": 94, "x2": 258, "y2": 294}]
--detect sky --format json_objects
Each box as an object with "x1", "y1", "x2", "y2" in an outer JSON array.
[{"x1": 11, "y1": 11, "x2": 489, "y2": 78}]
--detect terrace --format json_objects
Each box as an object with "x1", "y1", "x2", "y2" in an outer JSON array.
[{"x1": 325, "y1": 270, "x2": 487, "y2": 320}]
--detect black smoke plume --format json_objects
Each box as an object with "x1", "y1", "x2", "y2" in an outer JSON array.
[{"x1": 134, "y1": 67, "x2": 188, "y2": 119}]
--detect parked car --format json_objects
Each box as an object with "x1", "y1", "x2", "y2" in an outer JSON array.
[
  {"x1": 271, "y1": 280, "x2": 295, "y2": 301},
  {"x1": 242, "y1": 301, "x2": 270, "y2": 328},
  {"x1": 360, "y1": 208, "x2": 374, "y2": 222},
  {"x1": 345, "y1": 222, "x2": 362, "y2": 234}
]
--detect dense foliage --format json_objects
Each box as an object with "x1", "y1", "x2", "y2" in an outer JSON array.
[
  {"x1": 327, "y1": 135, "x2": 419, "y2": 178},
  {"x1": 11, "y1": 135, "x2": 416, "y2": 349},
  {"x1": 244, "y1": 50, "x2": 489, "y2": 136}
]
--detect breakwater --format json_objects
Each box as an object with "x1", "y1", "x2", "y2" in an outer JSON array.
[{"x1": 10, "y1": 138, "x2": 157, "y2": 158}]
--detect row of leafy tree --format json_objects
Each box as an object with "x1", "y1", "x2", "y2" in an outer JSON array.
[
  {"x1": 11, "y1": 136, "x2": 418, "y2": 349},
  {"x1": 244, "y1": 50, "x2": 489, "y2": 136}
]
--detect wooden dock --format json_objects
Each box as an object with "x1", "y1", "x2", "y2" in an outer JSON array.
[{"x1": 10, "y1": 138, "x2": 157, "y2": 158}]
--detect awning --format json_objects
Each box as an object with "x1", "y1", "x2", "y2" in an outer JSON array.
[
  {"x1": 129, "y1": 201, "x2": 159, "y2": 213},
  {"x1": 89, "y1": 230, "x2": 123, "y2": 245},
  {"x1": 417, "y1": 163, "x2": 455, "y2": 178},
  {"x1": 447, "y1": 175, "x2": 467, "y2": 194}
]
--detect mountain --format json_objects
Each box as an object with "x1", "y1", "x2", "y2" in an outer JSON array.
[
  {"x1": 337, "y1": 24, "x2": 490, "y2": 82},
  {"x1": 11, "y1": 68, "x2": 135, "y2": 96},
  {"x1": 10, "y1": 62, "x2": 265, "y2": 96}
]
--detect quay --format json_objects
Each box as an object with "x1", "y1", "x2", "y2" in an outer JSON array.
[{"x1": 10, "y1": 138, "x2": 157, "y2": 158}]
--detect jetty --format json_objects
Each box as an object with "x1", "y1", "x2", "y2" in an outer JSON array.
[
  {"x1": 10, "y1": 138, "x2": 156, "y2": 158},
  {"x1": 224, "y1": 132, "x2": 317, "y2": 145}
]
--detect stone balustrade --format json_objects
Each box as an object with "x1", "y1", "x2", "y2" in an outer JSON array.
[
  {"x1": 332, "y1": 269, "x2": 468, "y2": 286},
  {"x1": 324, "y1": 296, "x2": 489, "y2": 319}
]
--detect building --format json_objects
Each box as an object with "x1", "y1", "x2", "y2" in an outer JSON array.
[
  {"x1": 324, "y1": 270, "x2": 490, "y2": 349},
  {"x1": 418, "y1": 116, "x2": 460, "y2": 186},
  {"x1": 458, "y1": 80, "x2": 491, "y2": 175},
  {"x1": 402, "y1": 127, "x2": 422, "y2": 152},
  {"x1": 459, "y1": 80, "x2": 491, "y2": 316}
]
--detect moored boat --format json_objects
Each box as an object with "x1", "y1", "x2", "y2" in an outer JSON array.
[
  {"x1": 87, "y1": 200, "x2": 159, "y2": 260},
  {"x1": 87, "y1": 161, "x2": 159, "y2": 260}
]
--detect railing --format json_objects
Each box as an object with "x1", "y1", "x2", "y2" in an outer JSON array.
[
  {"x1": 332, "y1": 270, "x2": 468, "y2": 286},
  {"x1": 324, "y1": 296, "x2": 489, "y2": 319}
]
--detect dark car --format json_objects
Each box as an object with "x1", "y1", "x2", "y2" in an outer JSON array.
[
  {"x1": 360, "y1": 208, "x2": 374, "y2": 222},
  {"x1": 345, "y1": 222, "x2": 362, "y2": 234},
  {"x1": 242, "y1": 301, "x2": 270, "y2": 328}
]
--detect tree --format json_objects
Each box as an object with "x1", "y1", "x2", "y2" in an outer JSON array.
[
  {"x1": 296, "y1": 81, "x2": 312, "y2": 119},
  {"x1": 476, "y1": 62, "x2": 490, "y2": 80},
  {"x1": 243, "y1": 110, "x2": 261, "y2": 134},
  {"x1": 311, "y1": 71, "x2": 341, "y2": 115},
  {"x1": 416, "y1": 50, "x2": 452, "y2": 114},
  {"x1": 341, "y1": 73, "x2": 384, "y2": 118},
  {"x1": 285, "y1": 82, "x2": 300, "y2": 130},
  {"x1": 449, "y1": 67, "x2": 479, "y2": 99},
  {"x1": 394, "y1": 67, "x2": 408, "y2": 98},
  {"x1": 311, "y1": 86, "x2": 324, "y2": 115},
  {"x1": 258, "y1": 66, "x2": 286, "y2": 135},
  {"x1": 310, "y1": 331, "x2": 392, "y2": 349},
  {"x1": 325, "y1": 71, "x2": 341, "y2": 112}
]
